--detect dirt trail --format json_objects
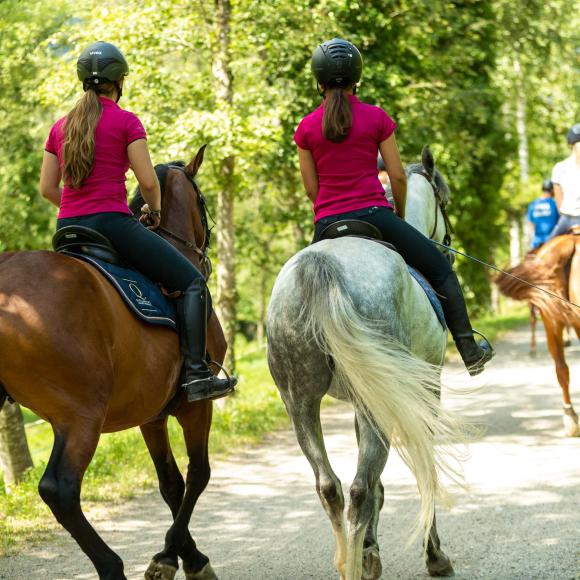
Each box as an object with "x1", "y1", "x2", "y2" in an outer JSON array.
[{"x1": 1, "y1": 325, "x2": 579, "y2": 579}]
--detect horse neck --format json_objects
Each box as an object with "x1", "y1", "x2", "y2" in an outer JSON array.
[
  {"x1": 163, "y1": 173, "x2": 203, "y2": 247},
  {"x1": 405, "y1": 174, "x2": 442, "y2": 241}
]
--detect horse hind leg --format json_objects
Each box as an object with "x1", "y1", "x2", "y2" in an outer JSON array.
[
  {"x1": 425, "y1": 513, "x2": 454, "y2": 577},
  {"x1": 39, "y1": 421, "x2": 126, "y2": 579},
  {"x1": 529, "y1": 304, "x2": 537, "y2": 356},
  {"x1": 544, "y1": 319, "x2": 580, "y2": 437},
  {"x1": 346, "y1": 406, "x2": 389, "y2": 580},
  {"x1": 268, "y1": 338, "x2": 347, "y2": 576},
  {"x1": 293, "y1": 396, "x2": 348, "y2": 578}
]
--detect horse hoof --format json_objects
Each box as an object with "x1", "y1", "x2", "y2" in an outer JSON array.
[
  {"x1": 362, "y1": 546, "x2": 382, "y2": 580},
  {"x1": 185, "y1": 562, "x2": 218, "y2": 580},
  {"x1": 564, "y1": 421, "x2": 580, "y2": 437},
  {"x1": 563, "y1": 410, "x2": 580, "y2": 437},
  {"x1": 144, "y1": 560, "x2": 178, "y2": 580},
  {"x1": 427, "y1": 552, "x2": 455, "y2": 577}
]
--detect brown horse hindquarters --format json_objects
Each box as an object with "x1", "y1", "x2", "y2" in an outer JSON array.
[
  {"x1": 0, "y1": 251, "x2": 180, "y2": 432},
  {"x1": 569, "y1": 240, "x2": 580, "y2": 328}
]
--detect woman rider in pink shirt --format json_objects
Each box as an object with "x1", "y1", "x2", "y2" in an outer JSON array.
[
  {"x1": 295, "y1": 38, "x2": 494, "y2": 375},
  {"x1": 39, "y1": 41, "x2": 236, "y2": 401}
]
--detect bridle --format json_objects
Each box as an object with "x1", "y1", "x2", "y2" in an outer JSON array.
[
  {"x1": 407, "y1": 166, "x2": 453, "y2": 247},
  {"x1": 156, "y1": 164, "x2": 213, "y2": 280}
]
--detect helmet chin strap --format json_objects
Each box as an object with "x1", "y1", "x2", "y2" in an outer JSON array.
[{"x1": 114, "y1": 81, "x2": 122, "y2": 103}]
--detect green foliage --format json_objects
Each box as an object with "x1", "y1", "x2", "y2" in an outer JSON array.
[{"x1": 0, "y1": 0, "x2": 577, "y2": 317}]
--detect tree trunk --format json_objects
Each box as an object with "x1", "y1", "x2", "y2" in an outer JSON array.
[
  {"x1": 0, "y1": 403, "x2": 33, "y2": 492},
  {"x1": 212, "y1": 0, "x2": 236, "y2": 373},
  {"x1": 256, "y1": 267, "x2": 267, "y2": 348},
  {"x1": 513, "y1": 58, "x2": 529, "y2": 184},
  {"x1": 509, "y1": 217, "x2": 521, "y2": 267}
]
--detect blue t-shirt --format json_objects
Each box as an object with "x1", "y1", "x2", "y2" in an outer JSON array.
[{"x1": 527, "y1": 197, "x2": 559, "y2": 248}]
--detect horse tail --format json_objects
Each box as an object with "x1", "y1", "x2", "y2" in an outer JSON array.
[
  {"x1": 0, "y1": 383, "x2": 7, "y2": 412},
  {"x1": 294, "y1": 250, "x2": 465, "y2": 547},
  {"x1": 496, "y1": 235, "x2": 579, "y2": 325}
]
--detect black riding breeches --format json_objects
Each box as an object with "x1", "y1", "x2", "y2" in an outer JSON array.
[
  {"x1": 57, "y1": 212, "x2": 204, "y2": 293},
  {"x1": 312, "y1": 206, "x2": 453, "y2": 288}
]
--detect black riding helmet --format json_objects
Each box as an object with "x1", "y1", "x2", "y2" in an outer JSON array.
[
  {"x1": 542, "y1": 179, "x2": 553, "y2": 192},
  {"x1": 311, "y1": 38, "x2": 363, "y2": 88},
  {"x1": 77, "y1": 41, "x2": 129, "y2": 102},
  {"x1": 567, "y1": 124, "x2": 580, "y2": 145}
]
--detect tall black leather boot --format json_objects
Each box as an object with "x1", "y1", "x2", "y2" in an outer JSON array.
[
  {"x1": 177, "y1": 278, "x2": 237, "y2": 402},
  {"x1": 435, "y1": 272, "x2": 495, "y2": 376}
]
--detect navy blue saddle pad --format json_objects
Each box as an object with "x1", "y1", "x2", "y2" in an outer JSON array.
[
  {"x1": 66, "y1": 253, "x2": 177, "y2": 331},
  {"x1": 407, "y1": 267, "x2": 446, "y2": 329}
]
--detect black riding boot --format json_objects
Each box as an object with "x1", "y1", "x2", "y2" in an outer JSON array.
[
  {"x1": 177, "y1": 278, "x2": 237, "y2": 402},
  {"x1": 436, "y1": 272, "x2": 495, "y2": 376}
]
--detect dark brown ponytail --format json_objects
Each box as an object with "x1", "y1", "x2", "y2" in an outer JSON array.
[{"x1": 322, "y1": 88, "x2": 352, "y2": 143}]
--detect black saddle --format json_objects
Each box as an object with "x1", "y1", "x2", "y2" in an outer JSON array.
[
  {"x1": 319, "y1": 219, "x2": 383, "y2": 241},
  {"x1": 52, "y1": 226, "x2": 125, "y2": 266},
  {"x1": 319, "y1": 219, "x2": 399, "y2": 253}
]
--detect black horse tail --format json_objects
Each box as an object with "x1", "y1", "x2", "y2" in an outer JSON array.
[{"x1": 0, "y1": 382, "x2": 7, "y2": 412}]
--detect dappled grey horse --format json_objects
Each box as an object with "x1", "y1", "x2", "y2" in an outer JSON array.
[{"x1": 267, "y1": 148, "x2": 463, "y2": 579}]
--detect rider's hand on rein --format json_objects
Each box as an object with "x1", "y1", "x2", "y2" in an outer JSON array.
[{"x1": 139, "y1": 204, "x2": 161, "y2": 230}]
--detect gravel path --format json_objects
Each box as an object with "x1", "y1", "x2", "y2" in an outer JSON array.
[{"x1": 1, "y1": 325, "x2": 579, "y2": 579}]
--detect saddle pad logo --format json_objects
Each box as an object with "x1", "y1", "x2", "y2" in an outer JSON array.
[{"x1": 124, "y1": 278, "x2": 154, "y2": 308}]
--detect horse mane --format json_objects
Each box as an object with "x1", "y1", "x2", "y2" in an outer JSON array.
[
  {"x1": 405, "y1": 163, "x2": 451, "y2": 208},
  {"x1": 495, "y1": 235, "x2": 580, "y2": 325},
  {"x1": 128, "y1": 161, "x2": 185, "y2": 216}
]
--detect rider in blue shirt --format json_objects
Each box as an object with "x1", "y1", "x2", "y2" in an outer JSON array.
[{"x1": 527, "y1": 180, "x2": 559, "y2": 248}]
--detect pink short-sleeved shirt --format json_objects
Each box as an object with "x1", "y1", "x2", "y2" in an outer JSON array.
[
  {"x1": 294, "y1": 95, "x2": 396, "y2": 222},
  {"x1": 45, "y1": 96, "x2": 147, "y2": 219}
]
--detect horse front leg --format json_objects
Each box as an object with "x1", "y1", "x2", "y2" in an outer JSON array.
[
  {"x1": 346, "y1": 406, "x2": 389, "y2": 580},
  {"x1": 143, "y1": 401, "x2": 215, "y2": 580},
  {"x1": 544, "y1": 319, "x2": 579, "y2": 437},
  {"x1": 39, "y1": 420, "x2": 126, "y2": 580},
  {"x1": 141, "y1": 412, "x2": 215, "y2": 580}
]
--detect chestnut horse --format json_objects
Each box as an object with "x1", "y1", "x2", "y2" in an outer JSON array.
[
  {"x1": 496, "y1": 233, "x2": 580, "y2": 437},
  {"x1": 0, "y1": 146, "x2": 223, "y2": 580}
]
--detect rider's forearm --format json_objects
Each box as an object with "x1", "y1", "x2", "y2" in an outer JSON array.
[
  {"x1": 139, "y1": 183, "x2": 162, "y2": 212},
  {"x1": 390, "y1": 175, "x2": 407, "y2": 219},
  {"x1": 553, "y1": 184, "x2": 563, "y2": 210}
]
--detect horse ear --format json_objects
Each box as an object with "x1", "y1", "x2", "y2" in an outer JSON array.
[
  {"x1": 185, "y1": 144, "x2": 208, "y2": 179},
  {"x1": 422, "y1": 146, "x2": 435, "y2": 177}
]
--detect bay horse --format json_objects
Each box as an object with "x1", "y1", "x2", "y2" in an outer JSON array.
[
  {"x1": 496, "y1": 233, "x2": 580, "y2": 437},
  {"x1": 0, "y1": 146, "x2": 223, "y2": 580},
  {"x1": 267, "y1": 148, "x2": 465, "y2": 580}
]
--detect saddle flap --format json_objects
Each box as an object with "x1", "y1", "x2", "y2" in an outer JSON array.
[
  {"x1": 52, "y1": 226, "x2": 125, "y2": 266},
  {"x1": 319, "y1": 219, "x2": 383, "y2": 241}
]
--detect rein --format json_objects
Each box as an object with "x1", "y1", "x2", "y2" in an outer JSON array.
[
  {"x1": 156, "y1": 164, "x2": 213, "y2": 280},
  {"x1": 431, "y1": 239, "x2": 580, "y2": 312},
  {"x1": 409, "y1": 167, "x2": 453, "y2": 247}
]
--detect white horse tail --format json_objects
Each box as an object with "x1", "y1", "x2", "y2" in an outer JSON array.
[{"x1": 295, "y1": 250, "x2": 465, "y2": 548}]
